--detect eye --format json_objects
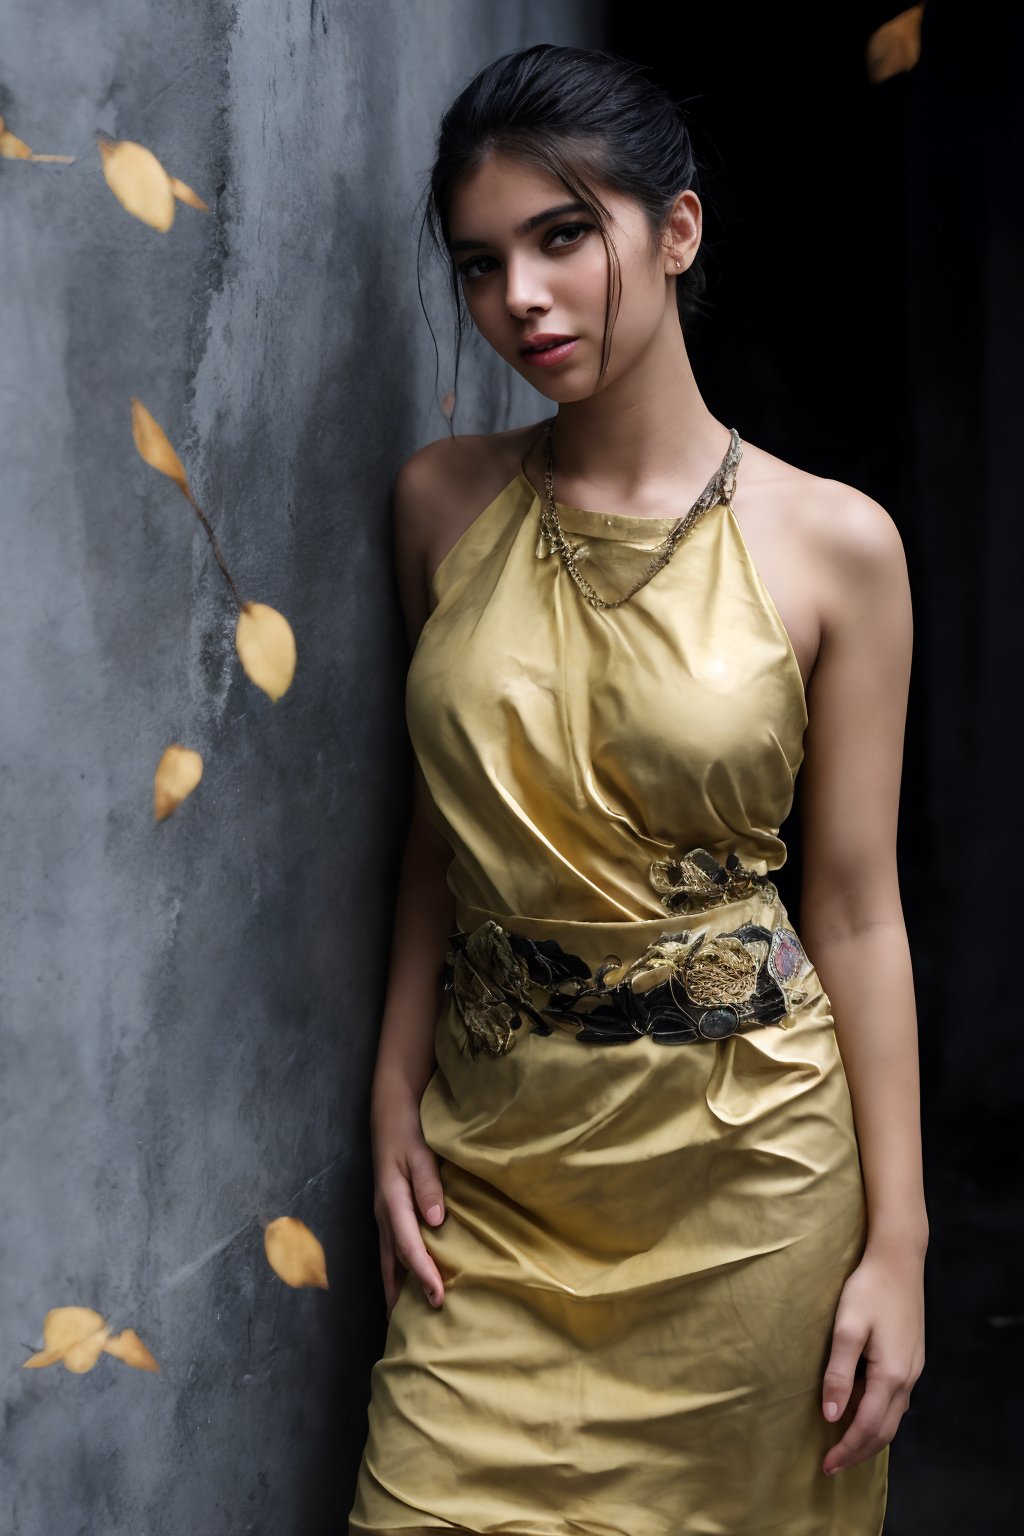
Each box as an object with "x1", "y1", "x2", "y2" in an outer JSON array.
[
  {"x1": 454, "y1": 221, "x2": 592, "y2": 284},
  {"x1": 456, "y1": 254, "x2": 496, "y2": 283},
  {"x1": 547, "y1": 222, "x2": 592, "y2": 249}
]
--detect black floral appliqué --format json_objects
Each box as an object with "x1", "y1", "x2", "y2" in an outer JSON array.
[
  {"x1": 649, "y1": 845, "x2": 779, "y2": 915},
  {"x1": 442, "y1": 909, "x2": 811, "y2": 1058}
]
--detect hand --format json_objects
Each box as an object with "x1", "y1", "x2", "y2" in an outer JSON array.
[
  {"x1": 820, "y1": 1244, "x2": 926, "y2": 1476},
  {"x1": 371, "y1": 1094, "x2": 448, "y2": 1321}
]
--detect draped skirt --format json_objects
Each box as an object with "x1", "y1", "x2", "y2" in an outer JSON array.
[{"x1": 348, "y1": 886, "x2": 889, "y2": 1535}]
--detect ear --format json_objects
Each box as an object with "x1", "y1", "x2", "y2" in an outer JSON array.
[{"x1": 661, "y1": 188, "x2": 702, "y2": 274}]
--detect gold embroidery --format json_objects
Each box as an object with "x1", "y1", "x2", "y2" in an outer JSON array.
[
  {"x1": 681, "y1": 934, "x2": 764, "y2": 1006},
  {"x1": 649, "y1": 846, "x2": 778, "y2": 915}
]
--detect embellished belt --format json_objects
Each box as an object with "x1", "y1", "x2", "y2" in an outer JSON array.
[{"x1": 441, "y1": 848, "x2": 815, "y2": 1058}]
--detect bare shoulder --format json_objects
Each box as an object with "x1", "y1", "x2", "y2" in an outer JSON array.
[
  {"x1": 394, "y1": 420, "x2": 541, "y2": 522},
  {"x1": 390, "y1": 419, "x2": 549, "y2": 648},
  {"x1": 804, "y1": 475, "x2": 906, "y2": 582},
  {"x1": 740, "y1": 437, "x2": 909, "y2": 599}
]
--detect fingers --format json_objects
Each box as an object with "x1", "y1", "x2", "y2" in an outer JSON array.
[
  {"x1": 377, "y1": 1226, "x2": 404, "y2": 1320},
  {"x1": 376, "y1": 1172, "x2": 446, "y2": 1314},
  {"x1": 821, "y1": 1317, "x2": 865, "y2": 1426},
  {"x1": 822, "y1": 1368, "x2": 908, "y2": 1475},
  {"x1": 407, "y1": 1141, "x2": 446, "y2": 1229}
]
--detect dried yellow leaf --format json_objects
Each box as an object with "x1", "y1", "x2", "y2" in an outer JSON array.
[
  {"x1": 154, "y1": 744, "x2": 204, "y2": 821},
  {"x1": 98, "y1": 136, "x2": 175, "y2": 231},
  {"x1": 169, "y1": 175, "x2": 209, "y2": 212},
  {"x1": 0, "y1": 123, "x2": 33, "y2": 159},
  {"x1": 22, "y1": 1306, "x2": 110, "y2": 1372},
  {"x1": 0, "y1": 113, "x2": 74, "y2": 162},
  {"x1": 235, "y1": 601, "x2": 297, "y2": 702},
  {"x1": 264, "y1": 1216, "x2": 329, "y2": 1289},
  {"x1": 866, "y1": 3, "x2": 926, "y2": 83},
  {"x1": 130, "y1": 398, "x2": 191, "y2": 498},
  {"x1": 103, "y1": 1327, "x2": 160, "y2": 1372}
]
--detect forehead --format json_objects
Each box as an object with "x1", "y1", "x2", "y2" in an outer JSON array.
[{"x1": 446, "y1": 149, "x2": 636, "y2": 241}]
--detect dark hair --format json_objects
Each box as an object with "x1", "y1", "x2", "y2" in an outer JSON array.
[{"x1": 420, "y1": 43, "x2": 713, "y2": 424}]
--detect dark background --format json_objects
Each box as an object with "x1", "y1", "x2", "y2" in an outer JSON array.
[{"x1": 605, "y1": 2, "x2": 1022, "y2": 1529}]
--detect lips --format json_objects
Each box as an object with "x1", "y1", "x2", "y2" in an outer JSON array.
[
  {"x1": 519, "y1": 334, "x2": 576, "y2": 356},
  {"x1": 521, "y1": 336, "x2": 577, "y2": 368}
]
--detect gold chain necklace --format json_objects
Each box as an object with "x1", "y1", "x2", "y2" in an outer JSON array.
[{"x1": 539, "y1": 421, "x2": 743, "y2": 610}]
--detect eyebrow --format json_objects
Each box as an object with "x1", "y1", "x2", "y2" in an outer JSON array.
[{"x1": 449, "y1": 201, "x2": 590, "y2": 254}]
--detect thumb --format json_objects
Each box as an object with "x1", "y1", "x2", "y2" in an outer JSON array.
[{"x1": 821, "y1": 1323, "x2": 864, "y2": 1423}]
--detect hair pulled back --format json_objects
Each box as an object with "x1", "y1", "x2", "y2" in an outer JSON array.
[{"x1": 421, "y1": 43, "x2": 711, "y2": 414}]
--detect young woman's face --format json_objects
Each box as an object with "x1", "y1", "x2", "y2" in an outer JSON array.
[{"x1": 446, "y1": 151, "x2": 684, "y2": 401}]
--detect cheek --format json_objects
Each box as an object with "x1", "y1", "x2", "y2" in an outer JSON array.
[
  {"x1": 566, "y1": 243, "x2": 613, "y2": 309},
  {"x1": 464, "y1": 279, "x2": 510, "y2": 330},
  {"x1": 611, "y1": 260, "x2": 668, "y2": 339}
]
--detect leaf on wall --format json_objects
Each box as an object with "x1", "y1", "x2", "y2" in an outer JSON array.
[
  {"x1": 154, "y1": 744, "x2": 204, "y2": 821},
  {"x1": 22, "y1": 1306, "x2": 159, "y2": 1374},
  {"x1": 866, "y1": 3, "x2": 927, "y2": 82},
  {"x1": 129, "y1": 400, "x2": 298, "y2": 699},
  {"x1": 236, "y1": 602, "x2": 297, "y2": 702},
  {"x1": 103, "y1": 1327, "x2": 160, "y2": 1372},
  {"x1": 98, "y1": 136, "x2": 209, "y2": 230},
  {"x1": 22, "y1": 1307, "x2": 109, "y2": 1372},
  {"x1": 131, "y1": 398, "x2": 192, "y2": 499},
  {"x1": 263, "y1": 1216, "x2": 329, "y2": 1289},
  {"x1": 168, "y1": 175, "x2": 209, "y2": 211},
  {"x1": 0, "y1": 113, "x2": 74, "y2": 163}
]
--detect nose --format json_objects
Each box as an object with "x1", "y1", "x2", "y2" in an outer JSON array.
[{"x1": 503, "y1": 254, "x2": 551, "y2": 320}]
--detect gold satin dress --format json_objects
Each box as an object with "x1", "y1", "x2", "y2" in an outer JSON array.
[{"x1": 348, "y1": 462, "x2": 889, "y2": 1535}]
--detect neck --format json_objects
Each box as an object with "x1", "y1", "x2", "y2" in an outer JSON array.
[{"x1": 540, "y1": 323, "x2": 730, "y2": 505}]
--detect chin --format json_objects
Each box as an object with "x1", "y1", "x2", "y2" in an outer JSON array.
[{"x1": 509, "y1": 365, "x2": 597, "y2": 404}]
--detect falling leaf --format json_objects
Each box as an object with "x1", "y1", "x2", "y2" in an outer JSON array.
[
  {"x1": 131, "y1": 398, "x2": 191, "y2": 499},
  {"x1": 866, "y1": 4, "x2": 927, "y2": 83},
  {"x1": 98, "y1": 136, "x2": 176, "y2": 230},
  {"x1": 235, "y1": 602, "x2": 297, "y2": 702},
  {"x1": 0, "y1": 115, "x2": 32, "y2": 159},
  {"x1": 97, "y1": 137, "x2": 209, "y2": 227},
  {"x1": 22, "y1": 1307, "x2": 110, "y2": 1373},
  {"x1": 0, "y1": 113, "x2": 74, "y2": 163},
  {"x1": 169, "y1": 176, "x2": 209, "y2": 211},
  {"x1": 103, "y1": 1328, "x2": 160, "y2": 1372},
  {"x1": 264, "y1": 1216, "x2": 329, "y2": 1289},
  {"x1": 154, "y1": 744, "x2": 204, "y2": 821},
  {"x1": 22, "y1": 1307, "x2": 159, "y2": 1373}
]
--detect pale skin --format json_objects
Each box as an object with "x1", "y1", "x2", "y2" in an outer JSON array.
[{"x1": 372, "y1": 149, "x2": 927, "y2": 1483}]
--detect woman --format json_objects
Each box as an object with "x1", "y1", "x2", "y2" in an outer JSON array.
[{"x1": 349, "y1": 42, "x2": 926, "y2": 1536}]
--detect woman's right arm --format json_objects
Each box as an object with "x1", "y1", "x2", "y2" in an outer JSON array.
[{"x1": 370, "y1": 444, "x2": 456, "y2": 1320}]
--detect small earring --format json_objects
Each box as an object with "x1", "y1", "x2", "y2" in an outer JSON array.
[{"x1": 675, "y1": 259, "x2": 682, "y2": 270}]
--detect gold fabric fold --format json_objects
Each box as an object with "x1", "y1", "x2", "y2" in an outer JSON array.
[
  {"x1": 404, "y1": 472, "x2": 808, "y2": 923},
  {"x1": 349, "y1": 473, "x2": 887, "y2": 1534}
]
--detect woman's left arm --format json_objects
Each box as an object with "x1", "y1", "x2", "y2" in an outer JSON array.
[{"x1": 795, "y1": 480, "x2": 927, "y2": 1478}]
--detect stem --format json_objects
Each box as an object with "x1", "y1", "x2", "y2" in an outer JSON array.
[{"x1": 178, "y1": 483, "x2": 244, "y2": 611}]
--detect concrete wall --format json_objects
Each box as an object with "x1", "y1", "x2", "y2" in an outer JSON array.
[{"x1": 0, "y1": 2, "x2": 604, "y2": 1530}]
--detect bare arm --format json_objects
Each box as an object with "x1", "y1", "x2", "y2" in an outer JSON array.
[
  {"x1": 796, "y1": 479, "x2": 927, "y2": 1475},
  {"x1": 374, "y1": 441, "x2": 460, "y2": 1115},
  {"x1": 797, "y1": 483, "x2": 927, "y2": 1255},
  {"x1": 369, "y1": 443, "x2": 459, "y2": 1317},
  {"x1": 370, "y1": 763, "x2": 454, "y2": 1118}
]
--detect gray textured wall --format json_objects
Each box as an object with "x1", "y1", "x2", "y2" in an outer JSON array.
[{"x1": 0, "y1": 2, "x2": 604, "y2": 1530}]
